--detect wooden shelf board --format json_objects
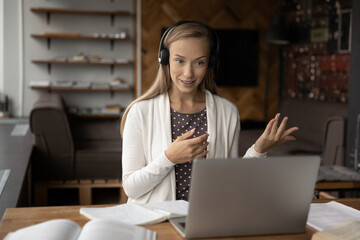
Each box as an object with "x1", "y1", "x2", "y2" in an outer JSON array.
[
  {"x1": 31, "y1": 34, "x2": 130, "y2": 41},
  {"x1": 315, "y1": 181, "x2": 360, "y2": 190},
  {"x1": 32, "y1": 60, "x2": 132, "y2": 66},
  {"x1": 30, "y1": 7, "x2": 132, "y2": 16},
  {"x1": 31, "y1": 86, "x2": 132, "y2": 92}
]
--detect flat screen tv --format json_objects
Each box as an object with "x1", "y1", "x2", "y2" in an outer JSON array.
[{"x1": 215, "y1": 29, "x2": 259, "y2": 87}]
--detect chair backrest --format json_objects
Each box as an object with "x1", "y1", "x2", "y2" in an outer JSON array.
[
  {"x1": 30, "y1": 93, "x2": 75, "y2": 180},
  {"x1": 322, "y1": 116, "x2": 346, "y2": 166},
  {"x1": 281, "y1": 99, "x2": 347, "y2": 147}
]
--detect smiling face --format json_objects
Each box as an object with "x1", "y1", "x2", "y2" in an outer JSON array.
[{"x1": 168, "y1": 37, "x2": 210, "y2": 97}]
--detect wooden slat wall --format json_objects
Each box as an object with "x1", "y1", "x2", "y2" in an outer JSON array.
[{"x1": 141, "y1": 0, "x2": 281, "y2": 122}]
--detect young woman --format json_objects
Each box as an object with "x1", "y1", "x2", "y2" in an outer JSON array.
[{"x1": 120, "y1": 21, "x2": 298, "y2": 203}]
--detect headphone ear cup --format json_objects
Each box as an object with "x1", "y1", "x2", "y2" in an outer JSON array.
[{"x1": 159, "y1": 48, "x2": 169, "y2": 65}]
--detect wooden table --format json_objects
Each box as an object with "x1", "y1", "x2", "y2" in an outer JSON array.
[
  {"x1": 0, "y1": 199, "x2": 359, "y2": 239},
  {"x1": 0, "y1": 121, "x2": 33, "y2": 219}
]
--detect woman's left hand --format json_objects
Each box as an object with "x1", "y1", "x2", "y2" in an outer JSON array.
[{"x1": 254, "y1": 113, "x2": 299, "y2": 154}]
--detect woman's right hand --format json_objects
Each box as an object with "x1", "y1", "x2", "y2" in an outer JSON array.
[{"x1": 165, "y1": 128, "x2": 209, "y2": 164}]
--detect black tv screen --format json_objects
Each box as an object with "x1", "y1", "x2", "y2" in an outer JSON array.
[{"x1": 215, "y1": 29, "x2": 259, "y2": 86}]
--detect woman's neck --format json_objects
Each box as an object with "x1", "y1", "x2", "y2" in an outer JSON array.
[{"x1": 169, "y1": 89, "x2": 206, "y2": 114}]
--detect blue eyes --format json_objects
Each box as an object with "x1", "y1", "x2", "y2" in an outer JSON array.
[{"x1": 175, "y1": 59, "x2": 205, "y2": 66}]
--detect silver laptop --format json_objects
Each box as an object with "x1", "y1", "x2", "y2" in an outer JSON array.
[{"x1": 170, "y1": 156, "x2": 320, "y2": 238}]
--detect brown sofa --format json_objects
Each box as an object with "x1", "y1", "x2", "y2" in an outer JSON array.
[{"x1": 30, "y1": 93, "x2": 122, "y2": 181}]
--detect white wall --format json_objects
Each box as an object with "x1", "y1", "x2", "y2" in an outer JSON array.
[
  {"x1": 3, "y1": 0, "x2": 22, "y2": 116},
  {"x1": 2, "y1": 0, "x2": 138, "y2": 117},
  {"x1": 0, "y1": 0, "x2": 3, "y2": 92}
]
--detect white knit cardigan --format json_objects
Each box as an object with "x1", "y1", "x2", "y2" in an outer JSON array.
[{"x1": 122, "y1": 90, "x2": 265, "y2": 203}]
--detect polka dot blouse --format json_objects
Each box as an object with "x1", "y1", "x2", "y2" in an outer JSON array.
[{"x1": 171, "y1": 108, "x2": 208, "y2": 201}]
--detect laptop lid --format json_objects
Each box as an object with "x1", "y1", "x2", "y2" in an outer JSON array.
[{"x1": 181, "y1": 156, "x2": 320, "y2": 238}]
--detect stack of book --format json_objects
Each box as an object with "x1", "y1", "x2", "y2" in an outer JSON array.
[
  {"x1": 29, "y1": 81, "x2": 50, "y2": 88},
  {"x1": 110, "y1": 78, "x2": 129, "y2": 89},
  {"x1": 52, "y1": 81, "x2": 73, "y2": 88},
  {"x1": 102, "y1": 105, "x2": 122, "y2": 115},
  {"x1": 115, "y1": 58, "x2": 130, "y2": 64}
]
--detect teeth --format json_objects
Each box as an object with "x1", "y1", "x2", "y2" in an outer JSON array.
[{"x1": 182, "y1": 80, "x2": 194, "y2": 84}]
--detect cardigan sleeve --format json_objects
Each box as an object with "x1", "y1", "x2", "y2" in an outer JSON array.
[
  {"x1": 228, "y1": 112, "x2": 240, "y2": 158},
  {"x1": 243, "y1": 144, "x2": 267, "y2": 158},
  {"x1": 122, "y1": 104, "x2": 175, "y2": 200}
]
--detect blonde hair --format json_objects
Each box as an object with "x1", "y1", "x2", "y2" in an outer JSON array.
[{"x1": 121, "y1": 22, "x2": 217, "y2": 135}]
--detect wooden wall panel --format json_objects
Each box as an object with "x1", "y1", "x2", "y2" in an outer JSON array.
[{"x1": 141, "y1": 0, "x2": 281, "y2": 122}]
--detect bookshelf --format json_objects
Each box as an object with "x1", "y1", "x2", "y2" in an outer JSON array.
[
  {"x1": 30, "y1": 86, "x2": 132, "y2": 93},
  {"x1": 30, "y1": 7, "x2": 132, "y2": 16},
  {"x1": 26, "y1": 1, "x2": 136, "y2": 119}
]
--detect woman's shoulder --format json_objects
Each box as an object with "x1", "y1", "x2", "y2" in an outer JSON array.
[
  {"x1": 208, "y1": 91, "x2": 238, "y2": 111},
  {"x1": 130, "y1": 93, "x2": 165, "y2": 112}
]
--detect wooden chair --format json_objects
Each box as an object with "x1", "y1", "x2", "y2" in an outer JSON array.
[{"x1": 315, "y1": 117, "x2": 360, "y2": 197}]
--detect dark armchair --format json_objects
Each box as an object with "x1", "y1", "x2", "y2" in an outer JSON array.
[{"x1": 30, "y1": 93, "x2": 122, "y2": 180}]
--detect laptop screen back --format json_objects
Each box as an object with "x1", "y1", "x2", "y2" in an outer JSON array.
[{"x1": 184, "y1": 156, "x2": 320, "y2": 238}]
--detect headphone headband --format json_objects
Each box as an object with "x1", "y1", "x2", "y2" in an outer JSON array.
[{"x1": 158, "y1": 21, "x2": 219, "y2": 68}]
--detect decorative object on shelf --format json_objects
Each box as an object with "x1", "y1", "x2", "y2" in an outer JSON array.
[
  {"x1": 110, "y1": 77, "x2": 129, "y2": 89},
  {"x1": 115, "y1": 58, "x2": 131, "y2": 64},
  {"x1": 30, "y1": 79, "x2": 131, "y2": 93},
  {"x1": 29, "y1": 81, "x2": 50, "y2": 88},
  {"x1": 68, "y1": 105, "x2": 122, "y2": 119},
  {"x1": 52, "y1": 81, "x2": 74, "y2": 88},
  {"x1": 69, "y1": 52, "x2": 87, "y2": 62},
  {"x1": 88, "y1": 55, "x2": 101, "y2": 62},
  {"x1": 99, "y1": 58, "x2": 114, "y2": 63},
  {"x1": 103, "y1": 104, "x2": 123, "y2": 114}
]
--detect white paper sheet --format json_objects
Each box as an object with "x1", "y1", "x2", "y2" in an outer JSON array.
[{"x1": 307, "y1": 201, "x2": 360, "y2": 231}]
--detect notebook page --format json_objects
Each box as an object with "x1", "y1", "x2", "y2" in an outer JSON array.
[
  {"x1": 307, "y1": 201, "x2": 360, "y2": 231},
  {"x1": 77, "y1": 219, "x2": 156, "y2": 240},
  {"x1": 80, "y1": 203, "x2": 167, "y2": 225},
  {"x1": 4, "y1": 219, "x2": 81, "y2": 240}
]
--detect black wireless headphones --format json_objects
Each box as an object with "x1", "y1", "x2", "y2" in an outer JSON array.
[{"x1": 158, "y1": 20, "x2": 219, "y2": 68}]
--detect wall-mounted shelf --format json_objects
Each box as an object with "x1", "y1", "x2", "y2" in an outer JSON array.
[
  {"x1": 31, "y1": 7, "x2": 132, "y2": 16},
  {"x1": 31, "y1": 33, "x2": 130, "y2": 41},
  {"x1": 31, "y1": 33, "x2": 131, "y2": 50},
  {"x1": 32, "y1": 60, "x2": 132, "y2": 74},
  {"x1": 31, "y1": 86, "x2": 132, "y2": 93},
  {"x1": 32, "y1": 60, "x2": 132, "y2": 66},
  {"x1": 27, "y1": 1, "x2": 135, "y2": 120},
  {"x1": 31, "y1": 7, "x2": 132, "y2": 25}
]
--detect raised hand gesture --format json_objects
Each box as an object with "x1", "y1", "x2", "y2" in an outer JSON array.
[{"x1": 254, "y1": 113, "x2": 299, "y2": 153}]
